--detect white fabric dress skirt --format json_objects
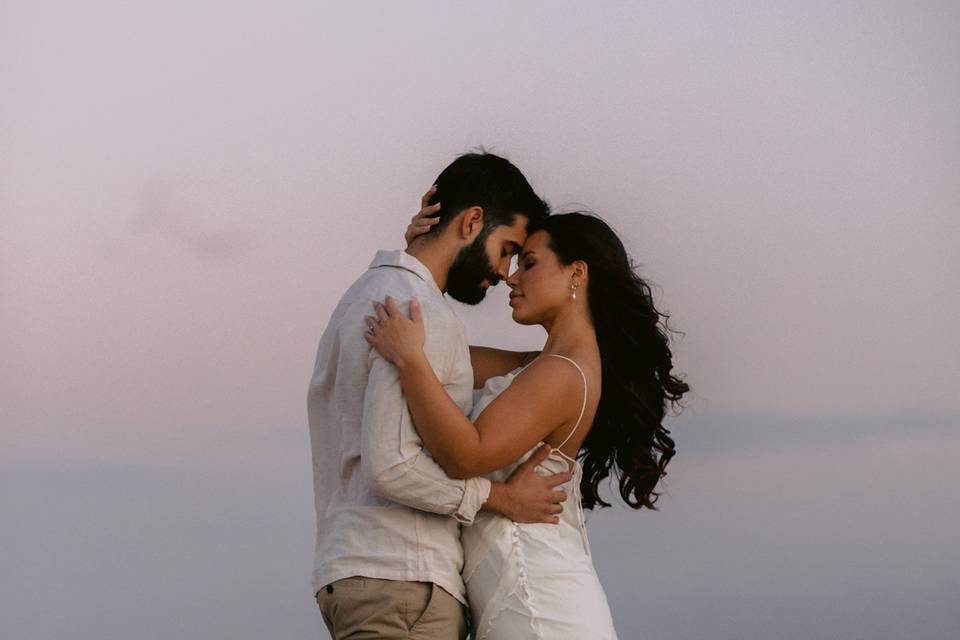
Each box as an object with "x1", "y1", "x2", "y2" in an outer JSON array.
[{"x1": 462, "y1": 361, "x2": 618, "y2": 639}]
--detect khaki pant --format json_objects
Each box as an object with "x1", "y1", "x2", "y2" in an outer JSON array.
[{"x1": 316, "y1": 577, "x2": 468, "y2": 640}]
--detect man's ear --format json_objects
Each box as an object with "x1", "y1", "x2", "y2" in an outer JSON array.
[{"x1": 457, "y1": 206, "x2": 485, "y2": 241}]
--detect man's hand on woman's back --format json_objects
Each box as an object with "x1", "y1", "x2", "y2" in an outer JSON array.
[{"x1": 481, "y1": 444, "x2": 571, "y2": 524}]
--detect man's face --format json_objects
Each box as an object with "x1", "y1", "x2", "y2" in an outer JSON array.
[{"x1": 446, "y1": 214, "x2": 529, "y2": 305}]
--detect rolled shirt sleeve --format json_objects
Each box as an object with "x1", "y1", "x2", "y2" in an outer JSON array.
[{"x1": 359, "y1": 299, "x2": 491, "y2": 524}]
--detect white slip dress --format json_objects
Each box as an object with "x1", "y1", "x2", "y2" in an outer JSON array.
[{"x1": 462, "y1": 354, "x2": 618, "y2": 639}]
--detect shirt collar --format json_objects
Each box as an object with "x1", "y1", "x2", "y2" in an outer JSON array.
[{"x1": 368, "y1": 249, "x2": 443, "y2": 295}]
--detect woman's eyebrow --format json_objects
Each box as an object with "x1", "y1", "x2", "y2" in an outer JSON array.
[{"x1": 519, "y1": 250, "x2": 537, "y2": 260}]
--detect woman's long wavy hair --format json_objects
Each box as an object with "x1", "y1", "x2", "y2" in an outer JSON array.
[{"x1": 532, "y1": 213, "x2": 690, "y2": 510}]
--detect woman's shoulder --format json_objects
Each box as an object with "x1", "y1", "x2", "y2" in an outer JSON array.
[
  {"x1": 525, "y1": 351, "x2": 600, "y2": 383},
  {"x1": 513, "y1": 352, "x2": 591, "y2": 397}
]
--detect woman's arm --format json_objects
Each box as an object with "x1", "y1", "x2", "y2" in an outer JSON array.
[
  {"x1": 469, "y1": 346, "x2": 541, "y2": 389},
  {"x1": 366, "y1": 297, "x2": 582, "y2": 479}
]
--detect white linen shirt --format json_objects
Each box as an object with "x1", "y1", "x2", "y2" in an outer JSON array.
[{"x1": 308, "y1": 249, "x2": 492, "y2": 605}]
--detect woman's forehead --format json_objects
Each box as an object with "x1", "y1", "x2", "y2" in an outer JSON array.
[{"x1": 521, "y1": 230, "x2": 551, "y2": 255}]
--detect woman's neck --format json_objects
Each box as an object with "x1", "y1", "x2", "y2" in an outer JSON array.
[{"x1": 540, "y1": 305, "x2": 597, "y2": 356}]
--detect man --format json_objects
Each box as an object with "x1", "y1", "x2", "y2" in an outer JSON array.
[{"x1": 308, "y1": 152, "x2": 569, "y2": 639}]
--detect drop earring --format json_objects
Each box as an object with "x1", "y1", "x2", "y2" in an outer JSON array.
[{"x1": 570, "y1": 282, "x2": 578, "y2": 300}]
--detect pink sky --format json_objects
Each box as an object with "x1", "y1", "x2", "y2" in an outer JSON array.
[{"x1": 3, "y1": 2, "x2": 959, "y2": 465}]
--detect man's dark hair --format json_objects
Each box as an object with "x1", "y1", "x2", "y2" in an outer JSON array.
[{"x1": 423, "y1": 151, "x2": 549, "y2": 237}]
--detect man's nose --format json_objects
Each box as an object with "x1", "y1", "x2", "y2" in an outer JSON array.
[{"x1": 496, "y1": 257, "x2": 512, "y2": 281}]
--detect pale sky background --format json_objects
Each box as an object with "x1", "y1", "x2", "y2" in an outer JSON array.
[{"x1": 2, "y1": 2, "x2": 959, "y2": 639}]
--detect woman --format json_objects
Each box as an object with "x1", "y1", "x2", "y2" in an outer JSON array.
[{"x1": 365, "y1": 211, "x2": 689, "y2": 639}]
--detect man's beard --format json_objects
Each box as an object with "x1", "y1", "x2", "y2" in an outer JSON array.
[{"x1": 446, "y1": 229, "x2": 500, "y2": 305}]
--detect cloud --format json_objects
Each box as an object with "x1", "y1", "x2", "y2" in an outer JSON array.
[{"x1": 128, "y1": 183, "x2": 257, "y2": 263}]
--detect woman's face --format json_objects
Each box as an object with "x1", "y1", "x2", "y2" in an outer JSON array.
[{"x1": 506, "y1": 230, "x2": 575, "y2": 325}]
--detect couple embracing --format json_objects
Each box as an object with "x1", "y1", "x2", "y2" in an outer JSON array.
[{"x1": 307, "y1": 152, "x2": 688, "y2": 639}]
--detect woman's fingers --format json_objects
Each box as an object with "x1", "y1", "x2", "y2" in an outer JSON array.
[
  {"x1": 408, "y1": 219, "x2": 439, "y2": 239},
  {"x1": 409, "y1": 297, "x2": 422, "y2": 324},
  {"x1": 420, "y1": 184, "x2": 437, "y2": 209},
  {"x1": 408, "y1": 185, "x2": 438, "y2": 247},
  {"x1": 410, "y1": 205, "x2": 440, "y2": 225},
  {"x1": 409, "y1": 208, "x2": 440, "y2": 231},
  {"x1": 405, "y1": 201, "x2": 441, "y2": 246},
  {"x1": 373, "y1": 301, "x2": 389, "y2": 324},
  {"x1": 384, "y1": 296, "x2": 402, "y2": 317},
  {"x1": 372, "y1": 297, "x2": 419, "y2": 325}
]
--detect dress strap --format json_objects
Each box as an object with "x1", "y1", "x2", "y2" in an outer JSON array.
[{"x1": 542, "y1": 354, "x2": 588, "y2": 453}]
